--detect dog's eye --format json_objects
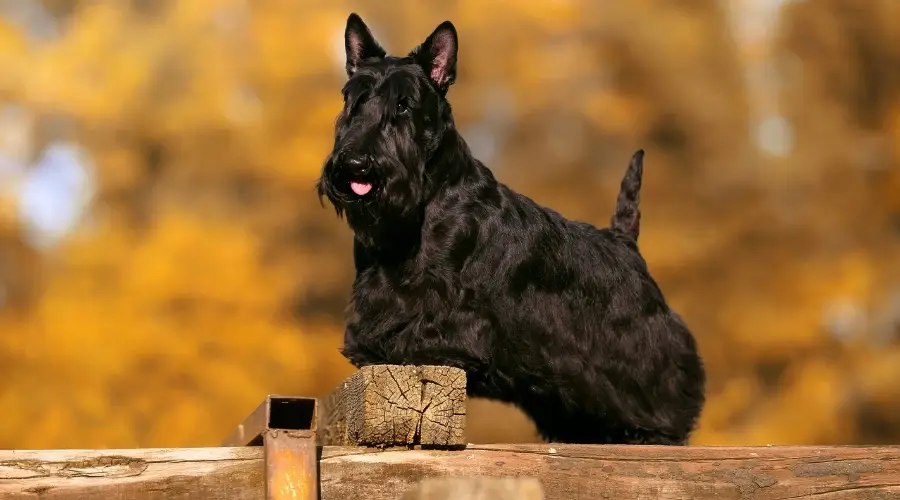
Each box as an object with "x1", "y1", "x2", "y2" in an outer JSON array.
[{"x1": 396, "y1": 100, "x2": 410, "y2": 115}]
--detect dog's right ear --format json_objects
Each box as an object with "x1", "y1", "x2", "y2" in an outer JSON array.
[{"x1": 345, "y1": 13, "x2": 386, "y2": 77}]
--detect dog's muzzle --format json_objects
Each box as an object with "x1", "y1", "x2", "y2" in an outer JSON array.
[{"x1": 336, "y1": 151, "x2": 374, "y2": 196}]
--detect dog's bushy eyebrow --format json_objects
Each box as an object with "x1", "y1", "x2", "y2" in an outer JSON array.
[
  {"x1": 341, "y1": 75, "x2": 379, "y2": 118},
  {"x1": 343, "y1": 73, "x2": 378, "y2": 96},
  {"x1": 345, "y1": 70, "x2": 425, "y2": 109},
  {"x1": 381, "y1": 70, "x2": 426, "y2": 104}
]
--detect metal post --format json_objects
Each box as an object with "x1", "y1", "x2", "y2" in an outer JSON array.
[{"x1": 223, "y1": 395, "x2": 319, "y2": 500}]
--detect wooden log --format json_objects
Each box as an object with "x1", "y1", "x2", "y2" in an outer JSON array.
[
  {"x1": 320, "y1": 445, "x2": 900, "y2": 499},
  {"x1": 400, "y1": 477, "x2": 544, "y2": 500},
  {"x1": 0, "y1": 447, "x2": 262, "y2": 500},
  {"x1": 4, "y1": 444, "x2": 900, "y2": 499},
  {"x1": 317, "y1": 365, "x2": 467, "y2": 447}
]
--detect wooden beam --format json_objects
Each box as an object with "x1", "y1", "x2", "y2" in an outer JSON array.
[
  {"x1": 400, "y1": 477, "x2": 544, "y2": 500},
  {"x1": 3, "y1": 444, "x2": 900, "y2": 499},
  {"x1": 317, "y1": 365, "x2": 467, "y2": 447},
  {"x1": 0, "y1": 447, "x2": 263, "y2": 500},
  {"x1": 320, "y1": 445, "x2": 900, "y2": 499}
]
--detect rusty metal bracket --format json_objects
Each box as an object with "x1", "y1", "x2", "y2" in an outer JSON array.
[{"x1": 223, "y1": 395, "x2": 319, "y2": 500}]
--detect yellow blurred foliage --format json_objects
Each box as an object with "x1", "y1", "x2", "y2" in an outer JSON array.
[
  {"x1": 0, "y1": 0, "x2": 899, "y2": 449},
  {"x1": 1, "y1": 212, "x2": 346, "y2": 448}
]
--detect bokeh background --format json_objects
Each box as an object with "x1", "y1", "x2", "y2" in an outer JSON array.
[{"x1": 1, "y1": 0, "x2": 900, "y2": 450}]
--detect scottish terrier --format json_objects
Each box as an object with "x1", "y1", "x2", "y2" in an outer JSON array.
[{"x1": 316, "y1": 13, "x2": 706, "y2": 445}]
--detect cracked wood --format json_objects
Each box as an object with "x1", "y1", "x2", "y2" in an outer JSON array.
[
  {"x1": 317, "y1": 365, "x2": 467, "y2": 447},
  {"x1": 3, "y1": 444, "x2": 900, "y2": 499}
]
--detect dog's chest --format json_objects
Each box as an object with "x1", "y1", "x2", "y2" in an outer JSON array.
[{"x1": 354, "y1": 260, "x2": 477, "y2": 318}]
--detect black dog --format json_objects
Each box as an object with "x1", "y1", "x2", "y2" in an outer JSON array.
[{"x1": 316, "y1": 13, "x2": 706, "y2": 445}]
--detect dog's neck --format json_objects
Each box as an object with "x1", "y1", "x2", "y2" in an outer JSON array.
[{"x1": 425, "y1": 126, "x2": 489, "y2": 189}]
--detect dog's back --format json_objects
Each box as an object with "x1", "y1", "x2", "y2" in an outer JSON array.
[{"x1": 452, "y1": 151, "x2": 706, "y2": 445}]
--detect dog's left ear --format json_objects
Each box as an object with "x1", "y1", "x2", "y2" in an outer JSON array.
[{"x1": 410, "y1": 21, "x2": 458, "y2": 92}]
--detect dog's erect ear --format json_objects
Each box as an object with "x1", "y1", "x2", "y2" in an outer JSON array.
[
  {"x1": 345, "y1": 13, "x2": 386, "y2": 77},
  {"x1": 410, "y1": 21, "x2": 458, "y2": 92}
]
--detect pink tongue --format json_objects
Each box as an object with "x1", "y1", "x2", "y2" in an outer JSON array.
[{"x1": 350, "y1": 181, "x2": 372, "y2": 196}]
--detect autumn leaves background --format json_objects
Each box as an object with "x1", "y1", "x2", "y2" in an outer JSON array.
[{"x1": 1, "y1": 0, "x2": 900, "y2": 449}]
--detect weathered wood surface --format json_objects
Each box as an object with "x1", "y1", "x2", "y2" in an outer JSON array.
[
  {"x1": 401, "y1": 477, "x2": 544, "y2": 500},
  {"x1": 0, "y1": 447, "x2": 262, "y2": 500},
  {"x1": 3, "y1": 444, "x2": 900, "y2": 499},
  {"x1": 317, "y1": 365, "x2": 467, "y2": 447}
]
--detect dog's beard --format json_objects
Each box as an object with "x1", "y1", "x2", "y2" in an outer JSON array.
[
  {"x1": 316, "y1": 152, "x2": 382, "y2": 216},
  {"x1": 318, "y1": 153, "x2": 428, "y2": 249}
]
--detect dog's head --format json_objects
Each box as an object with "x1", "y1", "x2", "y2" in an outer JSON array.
[{"x1": 317, "y1": 13, "x2": 459, "y2": 244}]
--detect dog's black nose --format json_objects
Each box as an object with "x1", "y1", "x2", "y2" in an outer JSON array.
[{"x1": 340, "y1": 152, "x2": 369, "y2": 174}]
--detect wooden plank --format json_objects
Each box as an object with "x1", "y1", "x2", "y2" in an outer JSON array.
[
  {"x1": 320, "y1": 445, "x2": 900, "y2": 499},
  {"x1": 317, "y1": 365, "x2": 467, "y2": 447},
  {"x1": 0, "y1": 447, "x2": 263, "y2": 500},
  {"x1": 400, "y1": 477, "x2": 544, "y2": 500},
  {"x1": 3, "y1": 444, "x2": 900, "y2": 499}
]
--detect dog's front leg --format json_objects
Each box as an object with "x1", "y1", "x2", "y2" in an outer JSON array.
[
  {"x1": 397, "y1": 308, "x2": 493, "y2": 376},
  {"x1": 340, "y1": 320, "x2": 399, "y2": 368}
]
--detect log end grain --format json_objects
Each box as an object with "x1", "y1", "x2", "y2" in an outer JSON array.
[{"x1": 318, "y1": 365, "x2": 467, "y2": 447}]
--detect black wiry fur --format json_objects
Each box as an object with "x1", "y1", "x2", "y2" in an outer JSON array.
[
  {"x1": 316, "y1": 13, "x2": 706, "y2": 444},
  {"x1": 611, "y1": 150, "x2": 643, "y2": 240}
]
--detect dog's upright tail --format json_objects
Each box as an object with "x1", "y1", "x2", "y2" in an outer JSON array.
[{"x1": 610, "y1": 149, "x2": 644, "y2": 241}]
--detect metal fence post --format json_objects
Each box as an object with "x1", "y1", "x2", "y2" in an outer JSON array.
[{"x1": 223, "y1": 395, "x2": 319, "y2": 500}]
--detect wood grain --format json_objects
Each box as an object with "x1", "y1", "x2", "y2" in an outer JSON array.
[
  {"x1": 320, "y1": 444, "x2": 900, "y2": 499},
  {"x1": 3, "y1": 444, "x2": 900, "y2": 499},
  {"x1": 0, "y1": 447, "x2": 263, "y2": 500},
  {"x1": 316, "y1": 365, "x2": 467, "y2": 447},
  {"x1": 400, "y1": 477, "x2": 545, "y2": 500}
]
